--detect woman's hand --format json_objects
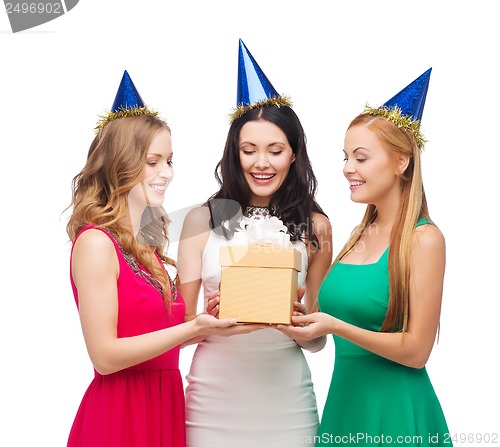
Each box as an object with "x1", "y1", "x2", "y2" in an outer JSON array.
[
  {"x1": 205, "y1": 290, "x2": 220, "y2": 318},
  {"x1": 192, "y1": 312, "x2": 235, "y2": 329},
  {"x1": 276, "y1": 312, "x2": 336, "y2": 341},
  {"x1": 274, "y1": 286, "x2": 328, "y2": 353},
  {"x1": 291, "y1": 286, "x2": 306, "y2": 321},
  {"x1": 193, "y1": 313, "x2": 267, "y2": 337}
]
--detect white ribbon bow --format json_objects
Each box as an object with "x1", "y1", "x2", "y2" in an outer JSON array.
[{"x1": 232, "y1": 215, "x2": 291, "y2": 247}]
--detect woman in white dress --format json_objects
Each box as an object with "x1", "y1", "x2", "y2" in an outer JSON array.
[{"x1": 177, "y1": 40, "x2": 332, "y2": 447}]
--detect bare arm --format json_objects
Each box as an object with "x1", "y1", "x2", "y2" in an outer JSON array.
[
  {"x1": 278, "y1": 225, "x2": 446, "y2": 368},
  {"x1": 73, "y1": 229, "x2": 238, "y2": 375},
  {"x1": 176, "y1": 206, "x2": 265, "y2": 347},
  {"x1": 176, "y1": 206, "x2": 211, "y2": 346},
  {"x1": 292, "y1": 212, "x2": 333, "y2": 353}
]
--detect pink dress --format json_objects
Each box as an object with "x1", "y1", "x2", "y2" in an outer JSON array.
[{"x1": 67, "y1": 225, "x2": 186, "y2": 447}]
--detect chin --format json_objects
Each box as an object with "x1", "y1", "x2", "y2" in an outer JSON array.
[
  {"x1": 350, "y1": 195, "x2": 369, "y2": 205},
  {"x1": 249, "y1": 187, "x2": 274, "y2": 199},
  {"x1": 148, "y1": 199, "x2": 165, "y2": 208}
]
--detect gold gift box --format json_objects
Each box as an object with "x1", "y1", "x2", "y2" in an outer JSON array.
[{"x1": 218, "y1": 245, "x2": 302, "y2": 324}]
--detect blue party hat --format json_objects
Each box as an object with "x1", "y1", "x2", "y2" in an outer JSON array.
[
  {"x1": 230, "y1": 39, "x2": 292, "y2": 122},
  {"x1": 111, "y1": 70, "x2": 145, "y2": 112},
  {"x1": 383, "y1": 68, "x2": 431, "y2": 123},
  {"x1": 364, "y1": 68, "x2": 432, "y2": 149},
  {"x1": 95, "y1": 70, "x2": 160, "y2": 133}
]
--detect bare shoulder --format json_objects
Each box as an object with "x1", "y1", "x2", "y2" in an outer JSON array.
[
  {"x1": 72, "y1": 228, "x2": 118, "y2": 280},
  {"x1": 178, "y1": 206, "x2": 212, "y2": 257},
  {"x1": 311, "y1": 212, "x2": 332, "y2": 237},
  {"x1": 181, "y1": 205, "x2": 211, "y2": 235},
  {"x1": 73, "y1": 228, "x2": 115, "y2": 257},
  {"x1": 185, "y1": 205, "x2": 210, "y2": 221},
  {"x1": 413, "y1": 223, "x2": 445, "y2": 255},
  {"x1": 308, "y1": 212, "x2": 333, "y2": 263}
]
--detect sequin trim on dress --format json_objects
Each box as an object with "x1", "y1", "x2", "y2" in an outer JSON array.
[
  {"x1": 244, "y1": 205, "x2": 279, "y2": 218},
  {"x1": 101, "y1": 228, "x2": 177, "y2": 301}
]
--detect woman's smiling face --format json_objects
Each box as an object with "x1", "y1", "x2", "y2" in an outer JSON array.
[
  {"x1": 343, "y1": 124, "x2": 404, "y2": 206},
  {"x1": 238, "y1": 119, "x2": 295, "y2": 207}
]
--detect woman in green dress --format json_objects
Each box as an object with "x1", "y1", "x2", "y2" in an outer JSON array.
[{"x1": 278, "y1": 68, "x2": 453, "y2": 446}]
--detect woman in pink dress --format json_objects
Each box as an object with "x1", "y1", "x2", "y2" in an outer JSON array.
[{"x1": 65, "y1": 71, "x2": 244, "y2": 447}]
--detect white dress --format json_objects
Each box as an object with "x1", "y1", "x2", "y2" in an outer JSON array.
[{"x1": 185, "y1": 220, "x2": 319, "y2": 447}]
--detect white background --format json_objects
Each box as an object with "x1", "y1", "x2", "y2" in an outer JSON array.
[{"x1": 1, "y1": 1, "x2": 499, "y2": 445}]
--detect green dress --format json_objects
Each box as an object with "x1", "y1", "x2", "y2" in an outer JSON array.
[{"x1": 317, "y1": 218, "x2": 452, "y2": 446}]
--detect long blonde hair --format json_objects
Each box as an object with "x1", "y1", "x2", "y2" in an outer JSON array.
[
  {"x1": 335, "y1": 113, "x2": 430, "y2": 332},
  {"x1": 66, "y1": 114, "x2": 175, "y2": 305}
]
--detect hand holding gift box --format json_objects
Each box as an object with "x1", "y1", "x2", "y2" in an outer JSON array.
[{"x1": 219, "y1": 216, "x2": 302, "y2": 324}]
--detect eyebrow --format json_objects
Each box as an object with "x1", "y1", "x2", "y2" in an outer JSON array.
[
  {"x1": 148, "y1": 152, "x2": 173, "y2": 158},
  {"x1": 239, "y1": 141, "x2": 286, "y2": 147},
  {"x1": 343, "y1": 146, "x2": 370, "y2": 154}
]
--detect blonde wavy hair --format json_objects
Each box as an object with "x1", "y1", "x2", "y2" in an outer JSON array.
[
  {"x1": 334, "y1": 113, "x2": 430, "y2": 332},
  {"x1": 66, "y1": 114, "x2": 175, "y2": 306}
]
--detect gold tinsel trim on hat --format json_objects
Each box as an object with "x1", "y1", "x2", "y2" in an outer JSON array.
[
  {"x1": 94, "y1": 107, "x2": 162, "y2": 133},
  {"x1": 229, "y1": 96, "x2": 293, "y2": 123},
  {"x1": 363, "y1": 105, "x2": 426, "y2": 150}
]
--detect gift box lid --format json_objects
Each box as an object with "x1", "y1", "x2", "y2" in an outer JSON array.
[{"x1": 219, "y1": 244, "x2": 302, "y2": 271}]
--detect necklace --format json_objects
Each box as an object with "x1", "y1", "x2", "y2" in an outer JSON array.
[
  {"x1": 102, "y1": 228, "x2": 177, "y2": 301},
  {"x1": 244, "y1": 205, "x2": 279, "y2": 218}
]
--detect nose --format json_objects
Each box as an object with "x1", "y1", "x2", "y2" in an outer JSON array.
[
  {"x1": 254, "y1": 152, "x2": 270, "y2": 169},
  {"x1": 158, "y1": 162, "x2": 173, "y2": 182},
  {"x1": 343, "y1": 158, "x2": 356, "y2": 176}
]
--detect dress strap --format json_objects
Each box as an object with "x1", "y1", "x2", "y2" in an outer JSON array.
[
  {"x1": 416, "y1": 216, "x2": 432, "y2": 227},
  {"x1": 74, "y1": 225, "x2": 172, "y2": 299}
]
